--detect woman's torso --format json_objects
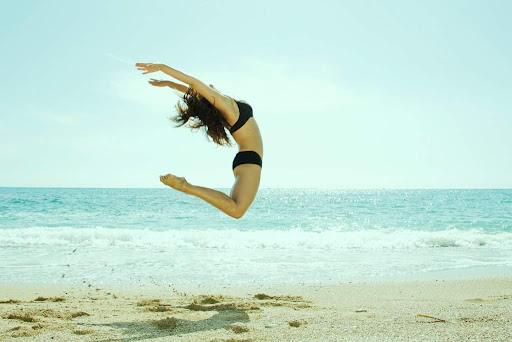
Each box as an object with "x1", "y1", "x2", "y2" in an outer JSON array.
[{"x1": 223, "y1": 96, "x2": 264, "y2": 158}]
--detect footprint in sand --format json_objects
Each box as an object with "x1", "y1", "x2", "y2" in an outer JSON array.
[
  {"x1": 288, "y1": 319, "x2": 307, "y2": 327},
  {"x1": 184, "y1": 294, "x2": 261, "y2": 312},
  {"x1": 6, "y1": 326, "x2": 40, "y2": 338},
  {"x1": 464, "y1": 298, "x2": 485, "y2": 303},
  {"x1": 136, "y1": 299, "x2": 162, "y2": 307},
  {"x1": 229, "y1": 323, "x2": 250, "y2": 333},
  {"x1": 146, "y1": 305, "x2": 175, "y2": 312},
  {"x1": 4, "y1": 313, "x2": 38, "y2": 323},
  {"x1": 253, "y1": 294, "x2": 304, "y2": 302},
  {"x1": 0, "y1": 299, "x2": 22, "y2": 304},
  {"x1": 33, "y1": 296, "x2": 66, "y2": 302},
  {"x1": 73, "y1": 329, "x2": 94, "y2": 335},
  {"x1": 252, "y1": 293, "x2": 312, "y2": 309}
]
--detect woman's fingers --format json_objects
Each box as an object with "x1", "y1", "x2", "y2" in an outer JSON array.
[
  {"x1": 148, "y1": 79, "x2": 166, "y2": 86},
  {"x1": 136, "y1": 63, "x2": 158, "y2": 74},
  {"x1": 136, "y1": 63, "x2": 155, "y2": 68}
]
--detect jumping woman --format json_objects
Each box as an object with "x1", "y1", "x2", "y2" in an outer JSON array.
[{"x1": 136, "y1": 63, "x2": 263, "y2": 219}]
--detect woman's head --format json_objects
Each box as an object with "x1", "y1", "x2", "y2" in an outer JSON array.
[{"x1": 171, "y1": 87, "x2": 233, "y2": 147}]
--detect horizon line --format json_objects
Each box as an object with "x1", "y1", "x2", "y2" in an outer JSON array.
[{"x1": 1, "y1": 186, "x2": 511, "y2": 190}]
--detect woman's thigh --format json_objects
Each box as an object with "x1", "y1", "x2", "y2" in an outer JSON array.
[{"x1": 230, "y1": 164, "x2": 262, "y2": 212}]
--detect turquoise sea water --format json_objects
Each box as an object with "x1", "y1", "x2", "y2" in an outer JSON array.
[{"x1": 1, "y1": 188, "x2": 511, "y2": 285}]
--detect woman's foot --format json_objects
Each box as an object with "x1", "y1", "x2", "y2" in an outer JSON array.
[{"x1": 160, "y1": 173, "x2": 189, "y2": 192}]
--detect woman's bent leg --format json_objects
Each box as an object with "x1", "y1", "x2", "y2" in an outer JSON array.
[
  {"x1": 160, "y1": 173, "x2": 240, "y2": 218},
  {"x1": 160, "y1": 167, "x2": 260, "y2": 219},
  {"x1": 229, "y1": 164, "x2": 261, "y2": 216},
  {"x1": 184, "y1": 183, "x2": 241, "y2": 218}
]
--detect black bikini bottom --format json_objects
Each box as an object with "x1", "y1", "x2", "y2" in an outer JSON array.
[{"x1": 232, "y1": 151, "x2": 263, "y2": 170}]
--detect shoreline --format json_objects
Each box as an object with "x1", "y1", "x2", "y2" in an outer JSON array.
[{"x1": 1, "y1": 275, "x2": 511, "y2": 341}]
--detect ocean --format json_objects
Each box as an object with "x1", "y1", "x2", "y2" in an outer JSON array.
[{"x1": 1, "y1": 188, "x2": 511, "y2": 286}]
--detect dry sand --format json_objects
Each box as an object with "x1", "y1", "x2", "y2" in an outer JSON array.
[{"x1": 1, "y1": 276, "x2": 511, "y2": 341}]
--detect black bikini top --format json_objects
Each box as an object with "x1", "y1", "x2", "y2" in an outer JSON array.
[{"x1": 229, "y1": 100, "x2": 253, "y2": 134}]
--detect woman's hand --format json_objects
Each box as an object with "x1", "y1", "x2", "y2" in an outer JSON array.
[
  {"x1": 148, "y1": 78, "x2": 171, "y2": 87},
  {"x1": 136, "y1": 63, "x2": 163, "y2": 75}
]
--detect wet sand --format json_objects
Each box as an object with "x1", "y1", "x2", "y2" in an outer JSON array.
[{"x1": 1, "y1": 276, "x2": 511, "y2": 341}]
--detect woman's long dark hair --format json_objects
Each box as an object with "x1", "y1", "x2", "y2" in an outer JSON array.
[{"x1": 170, "y1": 87, "x2": 233, "y2": 147}]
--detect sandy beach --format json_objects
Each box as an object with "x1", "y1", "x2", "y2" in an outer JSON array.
[{"x1": 1, "y1": 276, "x2": 511, "y2": 341}]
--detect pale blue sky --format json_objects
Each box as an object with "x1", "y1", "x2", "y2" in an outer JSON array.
[{"x1": 1, "y1": 0, "x2": 511, "y2": 188}]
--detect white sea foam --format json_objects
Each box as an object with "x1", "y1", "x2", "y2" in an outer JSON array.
[{"x1": 1, "y1": 226, "x2": 511, "y2": 250}]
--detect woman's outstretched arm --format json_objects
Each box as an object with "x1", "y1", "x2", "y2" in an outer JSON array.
[
  {"x1": 136, "y1": 62, "x2": 196, "y2": 85},
  {"x1": 167, "y1": 80, "x2": 189, "y2": 93},
  {"x1": 148, "y1": 79, "x2": 189, "y2": 93},
  {"x1": 136, "y1": 62, "x2": 232, "y2": 114},
  {"x1": 158, "y1": 64, "x2": 228, "y2": 109},
  {"x1": 159, "y1": 64, "x2": 197, "y2": 85}
]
